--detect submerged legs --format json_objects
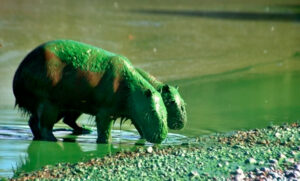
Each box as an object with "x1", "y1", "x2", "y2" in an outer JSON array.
[
  {"x1": 36, "y1": 102, "x2": 59, "y2": 141},
  {"x1": 28, "y1": 115, "x2": 41, "y2": 140},
  {"x1": 96, "y1": 112, "x2": 113, "y2": 143}
]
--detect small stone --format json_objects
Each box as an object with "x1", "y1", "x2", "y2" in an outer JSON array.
[
  {"x1": 294, "y1": 171, "x2": 300, "y2": 177},
  {"x1": 258, "y1": 161, "x2": 264, "y2": 165},
  {"x1": 275, "y1": 132, "x2": 281, "y2": 138},
  {"x1": 260, "y1": 140, "x2": 267, "y2": 144},
  {"x1": 286, "y1": 158, "x2": 295, "y2": 164},
  {"x1": 256, "y1": 170, "x2": 264, "y2": 176},
  {"x1": 234, "y1": 173, "x2": 245, "y2": 181},
  {"x1": 285, "y1": 171, "x2": 296, "y2": 178},
  {"x1": 236, "y1": 168, "x2": 244, "y2": 175},
  {"x1": 269, "y1": 159, "x2": 278, "y2": 165},
  {"x1": 246, "y1": 158, "x2": 257, "y2": 164},
  {"x1": 146, "y1": 147, "x2": 153, "y2": 153},
  {"x1": 279, "y1": 154, "x2": 286, "y2": 159},
  {"x1": 260, "y1": 167, "x2": 270, "y2": 172},
  {"x1": 269, "y1": 171, "x2": 281, "y2": 179},
  {"x1": 294, "y1": 164, "x2": 300, "y2": 171},
  {"x1": 189, "y1": 170, "x2": 199, "y2": 177}
]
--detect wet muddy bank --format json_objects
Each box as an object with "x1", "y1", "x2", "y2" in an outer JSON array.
[{"x1": 9, "y1": 122, "x2": 300, "y2": 180}]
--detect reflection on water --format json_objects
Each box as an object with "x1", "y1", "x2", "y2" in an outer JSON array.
[
  {"x1": 0, "y1": 0, "x2": 299, "y2": 178},
  {"x1": 0, "y1": 115, "x2": 186, "y2": 178}
]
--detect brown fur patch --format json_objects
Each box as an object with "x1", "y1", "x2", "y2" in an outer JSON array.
[
  {"x1": 113, "y1": 74, "x2": 121, "y2": 93},
  {"x1": 45, "y1": 49, "x2": 66, "y2": 86},
  {"x1": 77, "y1": 70, "x2": 103, "y2": 87}
]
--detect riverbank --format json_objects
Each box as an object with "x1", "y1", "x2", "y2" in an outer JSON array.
[{"x1": 10, "y1": 122, "x2": 300, "y2": 180}]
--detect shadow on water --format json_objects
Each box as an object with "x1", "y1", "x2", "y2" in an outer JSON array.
[{"x1": 132, "y1": 9, "x2": 300, "y2": 22}]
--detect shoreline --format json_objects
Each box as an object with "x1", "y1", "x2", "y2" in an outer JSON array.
[{"x1": 10, "y1": 122, "x2": 300, "y2": 180}]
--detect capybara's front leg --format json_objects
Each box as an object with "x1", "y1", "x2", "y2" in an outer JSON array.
[
  {"x1": 29, "y1": 115, "x2": 41, "y2": 140},
  {"x1": 96, "y1": 112, "x2": 113, "y2": 143},
  {"x1": 38, "y1": 102, "x2": 59, "y2": 141},
  {"x1": 132, "y1": 120, "x2": 144, "y2": 139}
]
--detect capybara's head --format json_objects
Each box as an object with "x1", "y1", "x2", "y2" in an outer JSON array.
[
  {"x1": 160, "y1": 85, "x2": 187, "y2": 130},
  {"x1": 129, "y1": 88, "x2": 168, "y2": 144}
]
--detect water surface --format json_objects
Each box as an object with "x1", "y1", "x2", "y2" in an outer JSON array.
[{"x1": 0, "y1": 0, "x2": 299, "y2": 178}]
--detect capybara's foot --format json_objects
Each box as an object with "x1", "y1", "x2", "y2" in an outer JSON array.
[
  {"x1": 72, "y1": 126, "x2": 92, "y2": 135},
  {"x1": 40, "y1": 135, "x2": 57, "y2": 142},
  {"x1": 33, "y1": 136, "x2": 41, "y2": 140},
  {"x1": 97, "y1": 137, "x2": 110, "y2": 144},
  {"x1": 34, "y1": 135, "x2": 57, "y2": 142},
  {"x1": 40, "y1": 128, "x2": 57, "y2": 141}
]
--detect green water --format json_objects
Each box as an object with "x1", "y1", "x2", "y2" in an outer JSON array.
[{"x1": 0, "y1": 0, "x2": 299, "y2": 178}]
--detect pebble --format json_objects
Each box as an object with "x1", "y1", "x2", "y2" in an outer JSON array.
[
  {"x1": 234, "y1": 172, "x2": 245, "y2": 181},
  {"x1": 269, "y1": 159, "x2": 278, "y2": 165},
  {"x1": 286, "y1": 158, "x2": 295, "y2": 164},
  {"x1": 235, "y1": 168, "x2": 244, "y2": 175},
  {"x1": 189, "y1": 170, "x2": 199, "y2": 177},
  {"x1": 285, "y1": 171, "x2": 296, "y2": 178},
  {"x1": 260, "y1": 167, "x2": 270, "y2": 172},
  {"x1": 246, "y1": 158, "x2": 257, "y2": 164},
  {"x1": 294, "y1": 163, "x2": 300, "y2": 171},
  {"x1": 255, "y1": 170, "x2": 264, "y2": 176},
  {"x1": 279, "y1": 153, "x2": 286, "y2": 159},
  {"x1": 146, "y1": 146, "x2": 153, "y2": 153},
  {"x1": 268, "y1": 171, "x2": 282, "y2": 179}
]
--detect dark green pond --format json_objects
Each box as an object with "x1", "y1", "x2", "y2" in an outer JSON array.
[{"x1": 0, "y1": 0, "x2": 299, "y2": 178}]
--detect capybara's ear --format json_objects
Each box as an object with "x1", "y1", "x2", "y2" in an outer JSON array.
[
  {"x1": 162, "y1": 85, "x2": 170, "y2": 92},
  {"x1": 145, "y1": 89, "x2": 152, "y2": 97}
]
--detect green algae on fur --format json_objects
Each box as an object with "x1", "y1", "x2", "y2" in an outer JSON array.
[
  {"x1": 45, "y1": 40, "x2": 187, "y2": 132},
  {"x1": 136, "y1": 68, "x2": 187, "y2": 130},
  {"x1": 13, "y1": 40, "x2": 169, "y2": 143}
]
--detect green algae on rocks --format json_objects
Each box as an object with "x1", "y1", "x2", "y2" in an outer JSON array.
[{"x1": 12, "y1": 122, "x2": 300, "y2": 180}]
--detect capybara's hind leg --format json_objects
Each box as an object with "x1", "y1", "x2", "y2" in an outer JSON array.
[
  {"x1": 38, "y1": 102, "x2": 59, "y2": 141},
  {"x1": 63, "y1": 112, "x2": 91, "y2": 135},
  {"x1": 29, "y1": 115, "x2": 41, "y2": 140}
]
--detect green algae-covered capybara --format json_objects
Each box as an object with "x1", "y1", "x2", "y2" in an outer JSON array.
[
  {"x1": 136, "y1": 68, "x2": 187, "y2": 130},
  {"x1": 13, "y1": 40, "x2": 168, "y2": 143}
]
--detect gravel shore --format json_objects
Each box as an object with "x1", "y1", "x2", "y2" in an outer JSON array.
[{"x1": 11, "y1": 122, "x2": 300, "y2": 180}]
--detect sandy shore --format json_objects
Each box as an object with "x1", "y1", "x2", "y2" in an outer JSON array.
[{"x1": 10, "y1": 122, "x2": 300, "y2": 180}]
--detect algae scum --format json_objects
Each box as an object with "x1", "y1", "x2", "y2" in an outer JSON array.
[
  {"x1": 12, "y1": 123, "x2": 300, "y2": 180},
  {"x1": 0, "y1": 0, "x2": 300, "y2": 179}
]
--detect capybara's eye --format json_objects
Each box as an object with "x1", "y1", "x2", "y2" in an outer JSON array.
[{"x1": 181, "y1": 106, "x2": 185, "y2": 111}]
